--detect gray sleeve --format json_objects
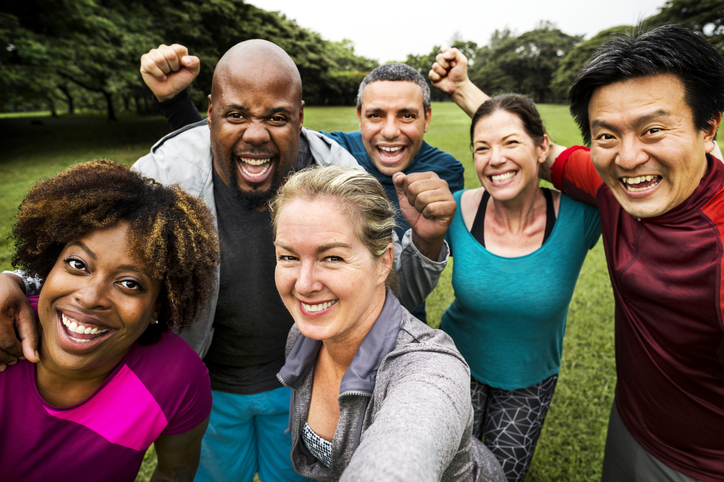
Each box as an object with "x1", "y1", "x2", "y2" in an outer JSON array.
[
  {"x1": 394, "y1": 229, "x2": 448, "y2": 313},
  {"x1": 2, "y1": 270, "x2": 42, "y2": 296},
  {"x1": 340, "y1": 350, "x2": 471, "y2": 482}
]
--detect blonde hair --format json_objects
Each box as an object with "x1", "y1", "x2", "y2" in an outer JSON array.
[{"x1": 270, "y1": 166, "x2": 397, "y2": 289}]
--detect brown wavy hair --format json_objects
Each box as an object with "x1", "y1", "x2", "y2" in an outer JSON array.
[{"x1": 11, "y1": 159, "x2": 219, "y2": 345}]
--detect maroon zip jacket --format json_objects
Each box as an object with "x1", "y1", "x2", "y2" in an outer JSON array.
[{"x1": 552, "y1": 146, "x2": 724, "y2": 482}]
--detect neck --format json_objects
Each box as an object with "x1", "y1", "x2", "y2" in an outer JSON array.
[
  {"x1": 35, "y1": 342, "x2": 127, "y2": 407},
  {"x1": 489, "y1": 185, "x2": 546, "y2": 234}
]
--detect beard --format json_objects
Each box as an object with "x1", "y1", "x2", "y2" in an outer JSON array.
[{"x1": 228, "y1": 159, "x2": 286, "y2": 210}]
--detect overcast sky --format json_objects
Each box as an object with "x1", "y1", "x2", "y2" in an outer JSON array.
[{"x1": 246, "y1": 0, "x2": 667, "y2": 63}]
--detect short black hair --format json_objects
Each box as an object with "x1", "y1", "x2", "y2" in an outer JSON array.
[{"x1": 570, "y1": 24, "x2": 724, "y2": 145}]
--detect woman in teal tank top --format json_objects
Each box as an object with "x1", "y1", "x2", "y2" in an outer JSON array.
[{"x1": 440, "y1": 94, "x2": 600, "y2": 482}]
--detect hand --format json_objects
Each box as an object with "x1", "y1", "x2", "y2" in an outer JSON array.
[
  {"x1": 393, "y1": 172, "x2": 456, "y2": 260},
  {"x1": 140, "y1": 44, "x2": 201, "y2": 102},
  {"x1": 0, "y1": 273, "x2": 39, "y2": 370},
  {"x1": 429, "y1": 48, "x2": 469, "y2": 97}
]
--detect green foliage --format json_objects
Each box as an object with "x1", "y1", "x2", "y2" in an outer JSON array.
[
  {"x1": 469, "y1": 22, "x2": 582, "y2": 103},
  {"x1": 647, "y1": 0, "x2": 724, "y2": 53},
  {"x1": 550, "y1": 25, "x2": 633, "y2": 100}
]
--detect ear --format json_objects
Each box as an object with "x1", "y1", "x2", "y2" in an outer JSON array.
[
  {"x1": 151, "y1": 302, "x2": 162, "y2": 326},
  {"x1": 538, "y1": 134, "x2": 551, "y2": 164},
  {"x1": 206, "y1": 94, "x2": 213, "y2": 129},
  {"x1": 424, "y1": 107, "x2": 432, "y2": 133},
  {"x1": 704, "y1": 112, "x2": 721, "y2": 155},
  {"x1": 299, "y1": 100, "x2": 305, "y2": 132},
  {"x1": 377, "y1": 243, "x2": 394, "y2": 285}
]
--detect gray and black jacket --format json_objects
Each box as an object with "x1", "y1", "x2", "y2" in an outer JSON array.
[{"x1": 278, "y1": 292, "x2": 505, "y2": 482}]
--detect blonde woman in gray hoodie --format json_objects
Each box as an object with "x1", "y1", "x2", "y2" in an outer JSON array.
[{"x1": 273, "y1": 166, "x2": 504, "y2": 482}]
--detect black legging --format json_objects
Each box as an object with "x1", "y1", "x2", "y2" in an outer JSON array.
[{"x1": 470, "y1": 374, "x2": 559, "y2": 482}]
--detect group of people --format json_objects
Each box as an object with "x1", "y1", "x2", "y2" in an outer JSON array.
[{"x1": 0, "y1": 22, "x2": 722, "y2": 482}]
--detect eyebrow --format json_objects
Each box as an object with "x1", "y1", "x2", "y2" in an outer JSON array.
[
  {"x1": 223, "y1": 104, "x2": 293, "y2": 116},
  {"x1": 66, "y1": 241, "x2": 152, "y2": 278},
  {"x1": 591, "y1": 109, "x2": 671, "y2": 131},
  {"x1": 274, "y1": 242, "x2": 351, "y2": 254},
  {"x1": 364, "y1": 107, "x2": 421, "y2": 115}
]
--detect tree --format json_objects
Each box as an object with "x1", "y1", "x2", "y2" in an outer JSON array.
[
  {"x1": 550, "y1": 25, "x2": 632, "y2": 99},
  {"x1": 470, "y1": 22, "x2": 582, "y2": 103},
  {"x1": 646, "y1": 0, "x2": 724, "y2": 53}
]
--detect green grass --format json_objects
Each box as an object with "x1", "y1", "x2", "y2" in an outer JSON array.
[{"x1": 0, "y1": 102, "x2": 667, "y2": 481}]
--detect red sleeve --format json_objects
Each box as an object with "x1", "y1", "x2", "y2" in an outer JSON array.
[{"x1": 551, "y1": 146, "x2": 603, "y2": 206}]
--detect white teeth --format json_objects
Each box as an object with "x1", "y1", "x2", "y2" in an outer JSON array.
[
  {"x1": 241, "y1": 158, "x2": 270, "y2": 166},
  {"x1": 301, "y1": 300, "x2": 337, "y2": 312},
  {"x1": 491, "y1": 171, "x2": 516, "y2": 183},
  {"x1": 61, "y1": 313, "x2": 109, "y2": 338},
  {"x1": 379, "y1": 146, "x2": 402, "y2": 152},
  {"x1": 240, "y1": 162, "x2": 271, "y2": 178},
  {"x1": 622, "y1": 175, "x2": 659, "y2": 192}
]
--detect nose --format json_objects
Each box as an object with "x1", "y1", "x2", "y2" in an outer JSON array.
[
  {"x1": 616, "y1": 136, "x2": 648, "y2": 171},
  {"x1": 381, "y1": 116, "x2": 400, "y2": 140},
  {"x1": 242, "y1": 122, "x2": 271, "y2": 146},
  {"x1": 489, "y1": 146, "x2": 505, "y2": 166},
  {"x1": 295, "y1": 260, "x2": 322, "y2": 296},
  {"x1": 75, "y1": 278, "x2": 111, "y2": 310}
]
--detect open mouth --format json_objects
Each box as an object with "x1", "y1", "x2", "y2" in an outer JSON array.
[
  {"x1": 299, "y1": 299, "x2": 338, "y2": 316},
  {"x1": 59, "y1": 311, "x2": 112, "y2": 346},
  {"x1": 621, "y1": 175, "x2": 661, "y2": 193},
  {"x1": 376, "y1": 146, "x2": 406, "y2": 164},
  {"x1": 236, "y1": 157, "x2": 274, "y2": 183},
  {"x1": 489, "y1": 171, "x2": 517, "y2": 184}
]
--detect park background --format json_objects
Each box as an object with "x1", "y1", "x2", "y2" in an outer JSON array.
[{"x1": 1, "y1": 0, "x2": 723, "y2": 480}]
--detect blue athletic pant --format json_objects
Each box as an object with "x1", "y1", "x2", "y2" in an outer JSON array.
[{"x1": 195, "y1": 387, "x2": 311, "y2": 482}]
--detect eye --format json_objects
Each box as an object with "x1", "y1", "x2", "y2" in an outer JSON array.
[
  {"x1": 277, "y1": 254, "x2": 298, "y2": 262},
  {"x1": 506, "y1": 140, "x2": 519, "y2": 146},
  {"x1": 324, "y1": 255, "x2": 344, "y2": 263},
  {"x1": 268, "y1": 115, "x2": 287, "y2": 126},
  {"x1": 596, "y1": 133, "x2": 616, "y2": 141},
  {"x1": 475, "y1": 146, "x2": 489, "y2": 153},
  {"x1": 65, "y1": 257, "x2": 87, "y2": 272},
  {"x1": 226, "y1": 112, "x2": 245, "y2": 122},
  {"x1": 118, "y1": 279, "x2": 144, "y2": 291},
  {"x1": 645, "y1": 127, "x2": 662, "y2": 135}
]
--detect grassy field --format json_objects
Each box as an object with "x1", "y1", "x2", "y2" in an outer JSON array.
[{"x1": 1, "y1": 103, "x2": 617, "y2": 481}]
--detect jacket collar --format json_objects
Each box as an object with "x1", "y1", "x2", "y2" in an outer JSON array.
[{"x1": 277, "y1": 290, "x2": 403, "y2": 395}]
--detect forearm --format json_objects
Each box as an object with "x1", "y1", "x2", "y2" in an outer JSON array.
[
  {"x1": 155, "y1": 89, "x2": 203, "y2": 131},
  {"x1": 394, "y1": 230, "x2": 448, "y2": 312},
  {"x1": 451, "y1": 79, "x2": 490, "y2": 118}
]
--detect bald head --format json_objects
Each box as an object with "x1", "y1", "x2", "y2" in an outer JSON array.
[{"x1": 212, "y1": 39, "x2": 302, "y2": 102}]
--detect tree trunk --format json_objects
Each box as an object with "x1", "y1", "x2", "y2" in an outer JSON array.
[
  {"x1": 103, "y1": 91, "x2": 117, "y2": 121},
  {"x1": 47, "y1": 96, "x2": 58, "y2": 117},
  {"x1": 58, "y1": 84, "x2": 75, "y2": 114}
]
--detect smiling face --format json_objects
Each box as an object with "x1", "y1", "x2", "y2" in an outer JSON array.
[
  {"x1": 208, "y1": 61, "x2": 303, "y2": 207},
  {"x1": 274, "y1": 196, "x2": 392, "y2": 347},
  {"x1": 588, "y1": 74, "x2": 719, "y2": 218},
  {"x1": 37, "y1": 222, "x2": 161, "y2": 377},
  {"x1": 357, "y1": 81, "x2": 431, "y2": 176},
  {"x1": 472, "y1": 109, "x2": 548, "y2": 203}
]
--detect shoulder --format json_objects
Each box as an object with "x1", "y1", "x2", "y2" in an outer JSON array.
[
  {"x1": 302, "y1": 128, "x2": 363, "y2": 170},
  {"x1": 133, "y1": 121, "x2": 213, "y2": 193},
  {"x1": 130, "y1": 332, "x2": 209, "y2": 385}
]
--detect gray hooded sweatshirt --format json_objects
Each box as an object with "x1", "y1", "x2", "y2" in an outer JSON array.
[{"x1": 278, "y1": 292, "x2": 505, "y2": 482}]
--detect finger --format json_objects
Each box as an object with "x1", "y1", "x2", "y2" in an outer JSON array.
[
  {"x1": 16, "y1": 306, "x2": 39, "y2": 363},
  {"x1": 181, "y1": 55, "x2": 201, "y2": 77},
  {"x1": 140, "y1": 51, "x2": 169, "y2": 80},
  {"x1": 158, "y1": 44, "x2": 185, "y2": 73},
  {"x1": 0, "y1": 319, "x2": 21, "y2": 363},
  {"x1": 169, "y1": 43, "x2": 190, "y2": 59}
]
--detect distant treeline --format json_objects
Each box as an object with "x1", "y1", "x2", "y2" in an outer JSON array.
[{"x1": 1, "y1": 0, "x2": 721, "y2": 119}]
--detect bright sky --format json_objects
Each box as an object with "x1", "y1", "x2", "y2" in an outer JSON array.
[{"x1": 246, "y1": 0, "x2": 667, "y2": 63}]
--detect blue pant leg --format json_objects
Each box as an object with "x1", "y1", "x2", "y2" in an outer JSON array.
[
  {"x1": 254, "y1": 386, "x2": 312, "y2": 482},
  {"x1": 195, "y1": 390, "x2": 259, "y2": 482}
]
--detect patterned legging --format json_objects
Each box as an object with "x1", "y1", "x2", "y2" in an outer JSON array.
[{"x1": 470, "y1": 374, "x2": 559, "y2": 482}]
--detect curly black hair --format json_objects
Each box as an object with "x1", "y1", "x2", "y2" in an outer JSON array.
[{"x1": 12, "y1": 159, "x2": 219, "y2": 345}]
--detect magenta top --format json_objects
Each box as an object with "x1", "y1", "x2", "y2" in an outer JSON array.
[{"x1": 0, "y1": 301, "x2": 212, "y2": 481}]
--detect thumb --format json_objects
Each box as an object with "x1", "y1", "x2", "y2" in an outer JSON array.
[
  {"x1": 182, "y1": 55, "x2": 201, "y2": 76},
  {"x1": 393, "y1": 172, "x2": 407, "y2": 199},
  {"x1": 16, "y1": 307, "x2": 39, "y2": 363}
]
